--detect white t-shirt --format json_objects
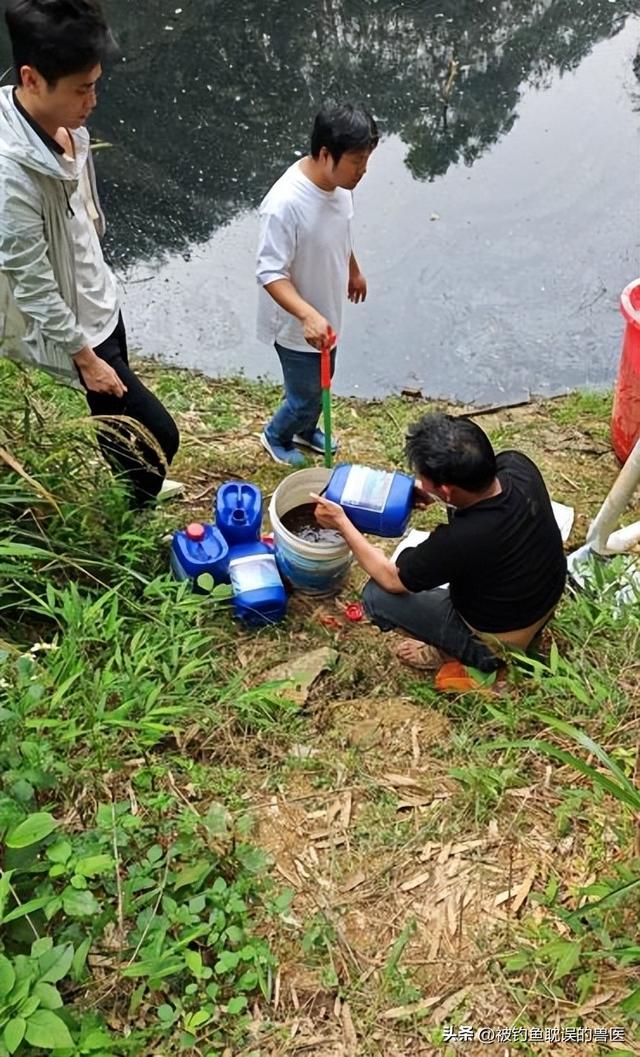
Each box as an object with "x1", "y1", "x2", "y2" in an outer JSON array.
[
  {"x1": 61, "y1": 146, "x2": 120, "y2": 350},
  {"x1": 256, "y1": 160, "x2": 353, "y2": 352}
]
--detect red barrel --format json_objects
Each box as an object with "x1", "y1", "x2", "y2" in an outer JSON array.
[{"x1": 612, "y1": 279, "x2": 640, "y2": 463}]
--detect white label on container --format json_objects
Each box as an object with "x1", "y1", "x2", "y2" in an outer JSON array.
[
  {"x1": 229, "y1": 554, "x2": 282, "y2": 595},
  {"x1": 340, "y1": 465, "x2": 394, "y2": 513}
]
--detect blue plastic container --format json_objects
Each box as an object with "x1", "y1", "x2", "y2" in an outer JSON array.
[
  {"x1": 216, "y1": 482, "x2": 263, "y2": 545},
  {"x1": 171, "y1": 522, "x2": 230, "y2": 592},
  {"x1": 227, "y1": 541, "x2": 288, "y2": 626},
  {"x1": 325, "y1": 464, "x2": 415, "y2": 537}
]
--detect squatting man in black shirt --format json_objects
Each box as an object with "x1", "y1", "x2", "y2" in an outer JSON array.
[{"x1": 311, "y1": 413, "x2": 567, "y2": 690}]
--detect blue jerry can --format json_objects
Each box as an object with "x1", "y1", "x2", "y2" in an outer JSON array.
[
  {"x1": 325, "y1": 464, "x2": 415, "y2": 537},
  {"x1": 215, "y1": 481, "x2": 263, "y2": 544},
  {"x1": 227, "y1": 541, "x2": 288, "y2": 626},
  {"x1": 170, "y1": 522, "x2": 230, "y2": 592}
]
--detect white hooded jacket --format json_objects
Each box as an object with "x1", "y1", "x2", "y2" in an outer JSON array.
[{"x1": 0, "y1": 84, "x2": 108, "y2": 385}]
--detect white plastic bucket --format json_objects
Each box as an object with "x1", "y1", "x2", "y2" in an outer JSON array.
[{"x1": 269, "y1": 467, "x2": 352, "y2": 595}]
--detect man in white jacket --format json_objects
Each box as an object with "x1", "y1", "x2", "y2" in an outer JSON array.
[
  {"x1": 0, "y1": 0, "x2": 179, "y2": 507},
  {"x1": 256, "y1": 103, "x2": 378, "y2": 467}
]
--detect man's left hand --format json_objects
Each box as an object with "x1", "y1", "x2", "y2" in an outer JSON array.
[
  {"x1": 348, "y1": 272, "x2": 367, "y2": 304},
  {"x1": 413, "y1": 483, "x2": 436, "y2": 510},
  {"x1": 310, "y1": 493, "x2": 349, "y2": 532}
]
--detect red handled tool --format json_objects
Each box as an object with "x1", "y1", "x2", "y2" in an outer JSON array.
[{"x1": 320, "y1": 330, "x2": 337, "y2": 469}]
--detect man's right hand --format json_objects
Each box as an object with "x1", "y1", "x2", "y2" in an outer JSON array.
[
  {"x1": 310, "y1": 493, "x2": 349, "y2": 533},
  {"x1": 73, "y1": 346, "x2": 127, "y2": 398},
  {"x1": 300, "y1": 309, "x2": 335, "y2": 351}
]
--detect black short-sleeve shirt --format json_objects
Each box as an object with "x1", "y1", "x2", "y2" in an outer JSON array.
[{"x1": 396, "y1": 451, "x2": 567, "y2": 632}]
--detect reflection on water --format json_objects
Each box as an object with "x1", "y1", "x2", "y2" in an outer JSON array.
[
  {"x1": 0, "y1": 1, "x2": 638, "y2": 402},
  {"x1": 2, "y1": 0, "x2": 633, "y2": 263}
]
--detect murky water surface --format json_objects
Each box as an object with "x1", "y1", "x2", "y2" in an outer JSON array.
[
  {"x1": 2, "y1": 1, "x2": 639, "y2": 402},
  {"x1": 281, "y1": 503, "x2": 344, "y2": 545}
]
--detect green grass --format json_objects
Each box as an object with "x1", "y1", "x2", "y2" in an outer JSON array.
[
  {"x1": 546, "y1": 389, "x2": 612, "y2": 429},
  {"x1": 0, "y1": 359, "x2": 638, "y2": 1054}
]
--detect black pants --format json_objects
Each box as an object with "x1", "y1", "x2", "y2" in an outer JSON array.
[
  {"x1": 85, "y1": 314, "x2": 179, "y2": 507},
  {"x1": 362, "y1": 580, "x2": 502, "y2": 673}
]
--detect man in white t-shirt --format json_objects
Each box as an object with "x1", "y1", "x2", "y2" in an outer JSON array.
[
  {"x1": 256, "y1": 103, "x2": 378, "y2": 467},
  {"x1": 0, "y1": 0, "x2": 179, "y2": 508}
]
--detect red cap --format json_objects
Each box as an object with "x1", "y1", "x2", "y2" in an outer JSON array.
[{"x1": 186, "y1": 522, "x2": 205, "y2": 541}]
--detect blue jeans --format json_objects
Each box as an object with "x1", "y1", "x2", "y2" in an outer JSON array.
[
  {"x1": 362, "y1": 580, "x2": 502, "y2": 672},
  {"x1": 265, "y1": 342, "x2": 337, "y2": 446}
]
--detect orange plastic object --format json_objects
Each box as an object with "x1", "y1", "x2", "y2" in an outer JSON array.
[
  {"x1": 434, "y1": 661, "x2": 502, "y2": 695},
  {"x1": 612, "y1": 279, "x2": 640, "y2": 463},
  {"x1": 434, "y1": 661, "x2": 477, "y2": 692}
]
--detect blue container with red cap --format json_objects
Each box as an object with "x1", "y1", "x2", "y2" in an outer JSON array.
[
  {"x1": 170, "y1": 524, "x2": 287, "y2": 622},
  {"x1": 170, "y1": 521, "x2": 229, "y2": 592},
  {"x1": 324, "y1": 464, "x2": 415, "y2": 537},
  {"x1": 172, "y1": 482, "x2": 289, "y2": 624}
]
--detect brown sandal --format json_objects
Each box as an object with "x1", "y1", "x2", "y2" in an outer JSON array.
[{"x1": 394, "y1": 639, "x2": 443, "y2": 670}]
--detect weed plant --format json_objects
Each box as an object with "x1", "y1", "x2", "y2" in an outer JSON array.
[
  {"x1": 0, "y1": 364, "x2": 290, "y2": 1054},
  {"x1": 1, "y1": 361, "x2": 638, "y2": 1053}
]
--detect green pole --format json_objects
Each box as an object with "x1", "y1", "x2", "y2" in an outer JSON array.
[{"x1": 320, "y1": 341, "x2": 333, "y2": 469}]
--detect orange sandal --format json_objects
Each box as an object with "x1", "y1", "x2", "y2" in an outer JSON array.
[{"x1": 434, "y1": 660, "x2": 507, "y2": 694}]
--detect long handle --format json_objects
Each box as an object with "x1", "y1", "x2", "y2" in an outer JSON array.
[{"x1": 320, "y1": 338, "x2": 333, "y2": 469}]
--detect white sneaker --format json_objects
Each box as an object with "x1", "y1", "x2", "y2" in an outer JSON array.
[
  {"x1": 292, "y1": 429, "x2": 338, "y2": 455},
  {"x1": 158, "y1": 477, "x2": 185, "y2": 501}
]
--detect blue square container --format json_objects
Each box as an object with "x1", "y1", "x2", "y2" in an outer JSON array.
[
  {"x1": 325, "y1": 464, "x2": 415, "y2": 537},
  {"x1": 170, "y1": 522, "x2": 230, "y2": 592},
  {"x1": 227, "y1": 542, "x2": 287, "y2": 626},
  {"x1": 215, "y1": 481, "x2": 263, "y2": 544}
]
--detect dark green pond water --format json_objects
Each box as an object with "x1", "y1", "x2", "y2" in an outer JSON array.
[{"x1": 2, "y1": 1, "x2": 639, "y2": 402}]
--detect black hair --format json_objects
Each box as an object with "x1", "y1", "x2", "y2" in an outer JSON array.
[
  {"x1": 5, "y1": 0, "x2": 117, "y2": 86},
  {"x1": 405, "y1": 413, "x2": 497, "y2": 492},
  {"x1": 310, "y1": 102, "x2": 379, "y2": 164}
]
